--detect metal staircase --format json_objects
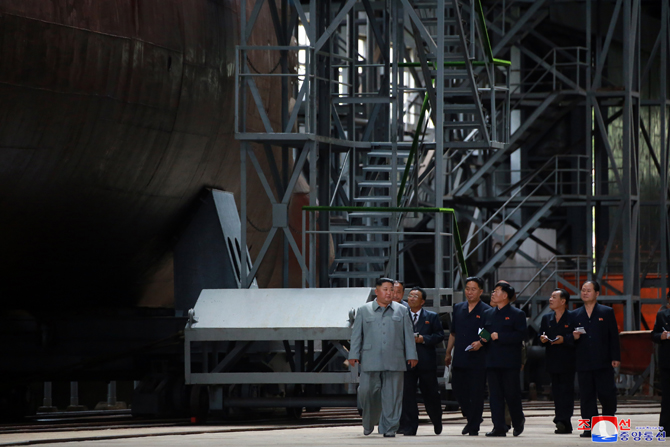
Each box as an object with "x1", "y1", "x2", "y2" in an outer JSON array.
[
  {"x1": 404, "y1": 0, "x2": 509, "y2": 150},
  {"x1": 329, "y1": 146, "x2": 415, "y2": 286},
  {"x1": 455, "y1": 155, "x2": 588, "y2": 280}
]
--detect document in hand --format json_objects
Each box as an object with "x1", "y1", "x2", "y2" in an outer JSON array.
[
  {"x1": 574, "y1": 327, "x2": 586, "y2": 334},
  {"x1": 478, "y1": 327, "x2": 491, "y2": 341}
]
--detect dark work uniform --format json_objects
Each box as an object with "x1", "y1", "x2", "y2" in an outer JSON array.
[
  {"x1": 451, "y1": 300, "x2": 491, "y2": 434},
  {"x1": 572, "y1": 303, "x2": 620, "y2": 422},
  {"x1": 652, "y1": 306, "x2": 670, "y2": 431},
  {"x1": 399, "y1": 308, "x2": 444, "y2": 435},
  {"x1": 539, "y1": 310, "x2": 576, "y2": 431},
  {"x1": 483, "y1": 303, "x2": 527, "y2": 432}
]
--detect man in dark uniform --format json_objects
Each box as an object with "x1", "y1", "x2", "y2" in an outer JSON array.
[
  {"x1": 539, "y1": 288, "x2": 575, "y2": 434},
  {"x1": 398, "y1": 287, "x2": 444, "y2": 435},
  {"x1": 572, "y1": 280, "x2": 620, "y2": 438},
  {"x1": 445, "y1": 276, "x2": 490, "y2": 436},
  {"x1": 393, "y1": 280, "x2": 407, "y2": 306},
  {"x1": 651, "y1": 292, "x2": 670, "y2": 431},
  {"x1": 481, "y1": 281, "x2": 526, "y2": 437}
]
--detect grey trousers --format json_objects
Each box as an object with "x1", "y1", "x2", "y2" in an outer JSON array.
[{"x1": 359, "y1": 371, "x2": 404, "y2": 434}]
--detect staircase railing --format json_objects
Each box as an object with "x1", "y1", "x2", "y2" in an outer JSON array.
[
  {"x1": 511, "y1": 255, "x2": 591, "y2": 325},
  {"x1": 301, "y1": 206, "x2": 468, "y2": 287},
  {"x1": 462, "y1": 156, "x2": 550, "y2": 260}
]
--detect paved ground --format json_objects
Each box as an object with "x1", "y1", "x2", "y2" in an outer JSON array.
[{"x1": 1, "y1": 400, "x2": 662, "y2": 446}]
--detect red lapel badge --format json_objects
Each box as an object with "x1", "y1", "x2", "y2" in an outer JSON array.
[
  {"x1": 476, "y1": 315, "x2": 481, "y2": 318},
  {"x1": 505, "y1": 316, "x2": 510, "y2": 320},
  {"x1": 565, "y1": 324, "x2": 569, "y2": 328},
  {"x1": 599, "y1": 317, "x2": 604, "y2": 321},
  {"x1": 425, "y1": 321, "x2": 430, "y2": 324}
]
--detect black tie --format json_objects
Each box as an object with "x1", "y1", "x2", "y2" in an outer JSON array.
[{"x1": 413, "y1": 313, "x2": 418, "y2": 329}]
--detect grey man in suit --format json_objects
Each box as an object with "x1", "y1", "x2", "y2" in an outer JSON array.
[{"x1": 349, "y1": 277, "x2": 418, "y2": 437}]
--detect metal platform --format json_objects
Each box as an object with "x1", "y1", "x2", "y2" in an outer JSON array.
[{"x1": 185, "y1": 288, "x2": 372, "y2": 385}]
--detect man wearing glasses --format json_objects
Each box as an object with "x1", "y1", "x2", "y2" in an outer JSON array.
[{"x1": 398, "y1": 287, "x2": 445, "y2": 436}]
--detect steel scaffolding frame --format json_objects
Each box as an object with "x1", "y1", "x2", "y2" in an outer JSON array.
[
  {"x1": 235, "y1": 0, "x2": 508, "y2": 300},
  {"x1": 446, "y1": 0, "x2": 669, "y2": 330},
  {"x1": 234, "y1": 0, "x2": 669, "y2": 332}
]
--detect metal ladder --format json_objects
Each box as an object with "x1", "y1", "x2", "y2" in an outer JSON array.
[
  {"x1": 329, "y1": 146, "x2": 415, "y2": 286},
  {"x1": 411, "y1": 0, "x2": 491, "y2": 148}
]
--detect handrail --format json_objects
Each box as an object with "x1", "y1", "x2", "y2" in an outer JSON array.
[
  {"x1": 397, "y1": 92, "x2": 430, "y2": 205},
  {"x1": 303, "y1": 206, "x2": 468, "y2": 278},
  {"x1": 463, "y1": 155, "x2": 558, "y2": 256},
  {"x1": 516, "y1": 255, "x2": 590, "y2": 310},
  {"x1": 474, "y1": 0, "x2": 511, "y2": 66}
]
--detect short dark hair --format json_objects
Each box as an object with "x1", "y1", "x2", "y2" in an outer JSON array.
[
  {"x1": 494, "y1": 281, "x2": 516, "y2": 301},
  {"x1": 410, "y1": 286, "x2": 426, "y2": 301},
  {"x1": 583, "y1": 280, "x2": 601, "y2": 292},
  {"x1": 376, "y1": 277, "x2": 394, "y2": 287},
  {"x1": 553, "y1": 288, "x2": 570, "y2": 304},
  {"x1": 465, "y1": 276, "x2": 484, "y2": 289},
  {"x1": 394, "y1": 280, "x2": 405, "y2": 289}
]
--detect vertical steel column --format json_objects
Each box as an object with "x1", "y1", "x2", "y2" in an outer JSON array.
[
  {"x1": 107, "y1": 381, "x2": 117, "y2": 406},
  {"x1": 70, "y1": 382, "x2": 79, "y2": 407},
  {"x1": 585, "y1": 0, "x2": 594, "y2": 280},
  {"x1": 389, "y1": 0, "x2": 400, "y2": 278},
  {"x1": 434, "y1": 2, "x2": 445, "y2": 292},
  {"x1": 661, "y1": 0, "x2": 669, "y2": 299},
  {"x1": 316, "y1": 0, "x2": 331, "y2": 288},
  {"x1": 621, "y1": 0, "x2": 641, "y2": 330},
  {"x1": 281, "y1": 0, "x2": 290, "y2": 288},
  {"x1": 241, "y1": 142, "x2": 249, "y2": 288},
  {"x1": 239, "y1": 0, "x2": 249, "y2": 289},
  {"x1": 309, "y1": 141, "x2": 318, "y2": 288},
  {"x1": 43, "y1": 382, "x2": 53, "y2": 408}
]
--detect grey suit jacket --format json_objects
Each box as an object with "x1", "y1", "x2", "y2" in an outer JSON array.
[{"x1": 348, "y1": 299, "x2": 418, "y2": 372}]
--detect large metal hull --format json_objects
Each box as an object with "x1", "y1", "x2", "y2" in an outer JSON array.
[{"x1": 0, "y1": 1, "x2": 285, "y2": 309}]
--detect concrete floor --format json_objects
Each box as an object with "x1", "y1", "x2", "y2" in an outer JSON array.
[{"x1": 1, "y1": 401, "x2": 662, "y2": 447}]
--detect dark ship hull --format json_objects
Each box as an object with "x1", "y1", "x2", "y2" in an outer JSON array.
[{"x1": 0, "y1": 0, "x2": 285, "y2": 310}]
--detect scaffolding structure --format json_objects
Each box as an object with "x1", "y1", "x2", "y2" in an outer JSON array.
[{"x1": 235, "y1": 0, "x2": 670, "y2": 331}]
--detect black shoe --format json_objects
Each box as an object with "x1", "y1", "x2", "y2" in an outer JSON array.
[
  {"x1": 363, "y1": 428, "x2": 373, "y2": 436},
  {"x1": 513, "y1": 419, "x2": 525, "y2": 437},
  {"x1": 402, "y1": 432, "x2": 416, "y2": 436},
  {"x1": 462, "y1": 423, "x2": 470, "y2": 435},
  {"x1": 555, "y1": 421, "x2": 572, "y2": 434},
  {"x1": 468, "y1": 430, "x2": 479, "y2": 436},
  {"x1": 434, "y1": 422, "x2": 443, "y2": 435},
  {"x1": 383, "y1": 432, "x2": 396, "y2": 437},
  {"x1": 486, "y1": 429, "x2": 507, "y2": 437},
  {"x1": 580, "y1": 431, "x2": 592, "y2": 438}
]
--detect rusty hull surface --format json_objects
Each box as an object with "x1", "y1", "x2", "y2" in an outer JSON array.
[{"x1": 0, "y1": 0, "x2": 288, "y2": 309}]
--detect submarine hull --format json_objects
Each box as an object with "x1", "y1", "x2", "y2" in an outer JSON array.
[{"x1": 0, "y1": 0, "x2": 285, "y2": 308}]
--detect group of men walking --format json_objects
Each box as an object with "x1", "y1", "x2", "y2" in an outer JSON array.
[{"x1": 348, "y1": 276, "x2": 623, "y2": 438}]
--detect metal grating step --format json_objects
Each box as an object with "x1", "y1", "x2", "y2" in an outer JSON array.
[
  {"x1": 362, "y1": 165, "x2": 408, "y2": 172},
  {"x1": 348, "y1": 212, "x2": 393, "y2": 218},
  {"x1": 445, "y1": 105, "x2": 478, "y2": 113},
  {"x1": 357, "y1": 181, "x2": 402, "y2": 188},
  {"x1": 334, "y1": 256, "x2": 389, "y2": 263},
  {"x1": 443, "y1": 121, "x2": 481, "y2": 129},
  {"x1": 330, "y1": 271, "x2": 387, "y2": 279},
  {"x1": 339, "y1": 241, "x2": 392, "y2": 248},
  {"x1": 367, "y1": 150, "x2": 411, "y2": 158},
  {"x1": 353, "y1": 196, "x2": 392, "y2": 202}
]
